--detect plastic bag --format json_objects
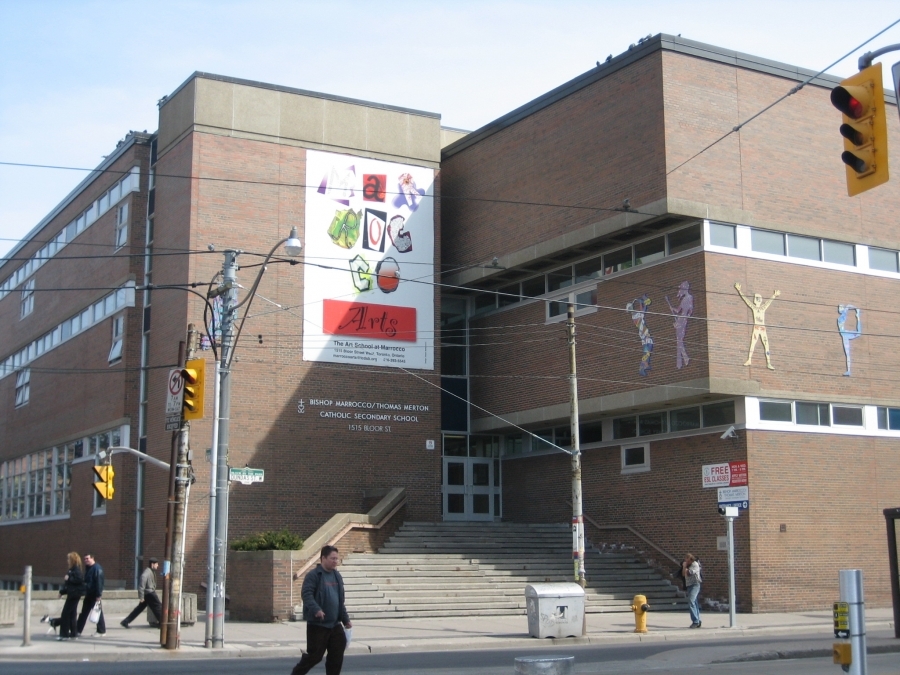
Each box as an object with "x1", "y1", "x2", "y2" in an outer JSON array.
[{"x1": 88, "y1": 600, "x2": 102, "y2": 624}]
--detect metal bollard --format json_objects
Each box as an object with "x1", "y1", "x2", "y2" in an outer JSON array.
[
  {"x1": 630, "y1": 594, "x2": 650, "y2": 633},
  {"x1": 514, "y1": 655, "x2": 575, "y2": 675}
]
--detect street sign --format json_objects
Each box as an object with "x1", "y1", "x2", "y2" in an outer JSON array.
[
  {"x1": 718, "y1": 485, "x2": 749, "y2": 510},
  {"x1": 165, "y1": 369, "x2": 184, "y2": 431},
  {"x1": 833, "y1": 601, "x2": 850, "y2": 638},
  {"x1": 229, "y1": 467, "x2": 264, "y2": 485},
  {"x1": 702, "y1": 461, "x2": 748, "y2": 488}
]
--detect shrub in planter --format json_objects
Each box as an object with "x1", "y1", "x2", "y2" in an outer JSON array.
[{"x1": 230, "y1": 529, "x2": 304, "y2": 551}]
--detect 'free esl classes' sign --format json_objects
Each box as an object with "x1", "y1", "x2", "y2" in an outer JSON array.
[{"x1": 702, "y1": 461, "x2": 748, "y2": 488}]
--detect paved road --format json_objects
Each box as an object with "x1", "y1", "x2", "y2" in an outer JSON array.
[{"x1": 2, "y1": 637, "x2": 897, "y2": 675}]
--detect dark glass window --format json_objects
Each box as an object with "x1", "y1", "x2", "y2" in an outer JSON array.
[
  {"x1": 574, "y1": 288, "x2": 597, "y2": 310},
  {"x1": 574, "y1": 256, "x2": 603, "y2": 282},
  {"x1": 497, "y1": 283, "x2": 520, "y2": 307},
  {"x1": 670, "y1": 407, "x2": 701, "y2": 431},
  {"x1": 613, "y1": 416, "x2": 637, "y2": 439},
  {"x1": 548, "y1": 301, "x2": 567, "y2": 318},
  {"x1": 579, "y1": 422, "x2": 603, "y2": 444},
  {"x1": 832, "y1": 406, "x2": 863, "y2": 426},
  {"x1": 623, "y1": 445, "x2": 646, "y2": 467},
  {"x1": 759, "y1": 400, "x2": 792, "y2": 422},
  {"x1": 823, "y1": 240, "x2": 855, "y2": 266},
  {"x1": 547, "y1": 267, "x2": 573, "y2": 292},
  {"x1": 634, "y1": 237, "x2": 665, "y2": 266},
  {"x1": 473, "y1": 292, "x2": 495, "y2": 312},
  {"x1": 441, "y1": 378, "x2": 468, "y2": 432},
  {"x1": 604, "y1": 248, "x2": 632, "y2": 274},
  {"x1": 521, "y1": 276, "x2": 545, "y2": 298},
  {"x1": 638, "y1": 412, "x2": 667, "y2": 436},
  {"x1": 796, "y1": 402, "x2": 829, "y2": 426},
  {"x1": 702, "y1": 401, "x2": 735, "y2": 426},
  {"x1": 668, "y1": 224, "x2": 702, "y2": 254}
]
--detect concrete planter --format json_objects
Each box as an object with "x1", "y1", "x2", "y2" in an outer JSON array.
[{"x1": 0, "y1": 591, "x2": 18, "y2": 626}]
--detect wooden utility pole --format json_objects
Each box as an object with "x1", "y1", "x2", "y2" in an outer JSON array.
[{"x1": 567, "y1": 303, "x2": 586, "y2": 636}]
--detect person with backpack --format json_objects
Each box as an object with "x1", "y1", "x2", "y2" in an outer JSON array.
[{"x1": 682, "y1": 553, "x2": 702, "y2": 628}]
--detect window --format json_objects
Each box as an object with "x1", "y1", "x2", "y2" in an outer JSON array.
[
  {"x1": 869, "y1": 248, "x2": 899, "y2": 272},
  {"x1": 613, "y1": 416, "x2": 637, "y2": 439},
  {"x1": 634, "y1": 236, "x2": 665, "y2": 266},
  {"x1": 621, "y1": 443, "x2": 650, "y2": 473},
  {"x1": 759, "y1": 400, "x2": 792, "y2": 422},
  {"x1": 668, "y1": 224, "x2": 702, "y2": 254},
  {"x1": 497, "y1": 283, "x2": 520, "y2": 307},
  {"x1": 579, "y1": 421, "x2": 603, "y2": 444},
  {"x1": 832, "y1": 405, "x2": 863, "y2": 426},
  {"x1": 547, "y1": 266, "x2": 573, "y2": 292},
  {"x1": 702, "y1": 401, "x2": 735, "y2": 427},
  {"x1": 709, "y1": 222, "x2": 736, "y2": 248},
  {"x1": 787, "y1": 234, "x2": 820, "y2": 261},
  {"x1": 638, "y1": 411, "x2": 667, "y2": 436},
  {"x1": 877, "y1": 407, "x2": 900, "y2": 430},
  {"x1": 823, "y1": 240, "x2": 855, "y2": 266},
  {"x1": 670, "y1": 406, "x2": 701, "y2": 431},
  {"x1": 521, "y1": 276, "x2": 545, "y2": 298},
  {"x1": 751, "y1": 229, "x2": 785, "y2": 256},
  {"x1": 547, "y1": 287, "x2": 597, "y2": 321},
  {"x1": 574, "y1": 256, "x2": 603, "y2": 283},
  {"x1": 108, "y1": 315, "x2": 125, "y2": 363},
  {"x1": 20, "y1": 279, "x2": 35, "y2": 318},
  {"x1": 15, "y1": 369, "x2": 30, "y2": 407},
  {"x1": 604, "y1": 247, "x2": 632, "y2": 274},
  {"x1": 115, "y1": 203, "x2": 128, "y2": 248},
  {"x1": 473, "y1": 292, "x2": 494, "y2": 313},
  {"x1": 796, "y1": 402, "x2": 830, "y2": 426}
]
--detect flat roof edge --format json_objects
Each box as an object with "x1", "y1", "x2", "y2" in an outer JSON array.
[
  {"x1": 442, "y1": 33, "x2": 898, "y2": 159},
  {"x1": 160, "y1": 71, "x2": 441, "y2": 120},
  {"x1": 0, "y1": 133, "x2": 151, "y2": 273}
]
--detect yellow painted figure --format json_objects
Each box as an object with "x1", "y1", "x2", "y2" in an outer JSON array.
[{"x1": 734, "y1": 283, "x2": 780, "y2": 370}]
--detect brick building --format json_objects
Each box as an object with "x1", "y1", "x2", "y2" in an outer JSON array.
[{"x1": 2, "y1": 35, "x2": 899, "y2": 614}]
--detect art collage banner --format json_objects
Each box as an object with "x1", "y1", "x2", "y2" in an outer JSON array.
[{"x1": 302, "y1": 150, "x2": 435, "y2": 370}]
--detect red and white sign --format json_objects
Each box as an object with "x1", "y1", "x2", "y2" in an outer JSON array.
[
  {"x1": 702, "y1": 461, "x2": 748, "y2": 488},
  {"x1": 323, "y1": 299, "x2": 417, "y2": 341}
]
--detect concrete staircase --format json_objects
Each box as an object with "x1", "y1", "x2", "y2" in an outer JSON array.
[{"x1": 341, "y1": 522, "x2": 687, "y2": 619}]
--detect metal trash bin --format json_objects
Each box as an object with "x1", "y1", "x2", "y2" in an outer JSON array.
[{"x1": 525, "y1": 583, "x2": 585, "y2": 638}]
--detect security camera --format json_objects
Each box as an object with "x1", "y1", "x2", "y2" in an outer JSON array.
[
  {"x1": 718, "y1": 506, "x2": 739, "y2": 517},
  {"x1": 720, "y1": 425, "x2": 737, "y2": 440}
]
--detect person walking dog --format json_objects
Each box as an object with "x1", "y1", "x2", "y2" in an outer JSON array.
[{"x1": 290, "y1": 545, "x2": 352, "y2": 675}]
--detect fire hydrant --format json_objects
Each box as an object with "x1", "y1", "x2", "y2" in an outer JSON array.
[{"x1": 631, "y1": 594, "x2": 650, "y2": 633}]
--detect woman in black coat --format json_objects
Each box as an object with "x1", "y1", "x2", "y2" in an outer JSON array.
[{"x1": 58, "y1": 552, "x2": 85, "y2": 640}]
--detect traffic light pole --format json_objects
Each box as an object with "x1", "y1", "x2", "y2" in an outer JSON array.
[
  {"x1": 211, "y1": 250, "x2": 238, "y2": 648},
  {"x1": 164, "y1": 325, "x2": 198, "y2": 650}
]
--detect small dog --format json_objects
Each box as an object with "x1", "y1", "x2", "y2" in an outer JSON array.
[{"x1": 40, "y1": 615, "x2": 62, "y2": 634}]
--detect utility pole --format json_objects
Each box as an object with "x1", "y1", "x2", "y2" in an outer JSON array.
[
  {"x1": 567, "y1": 303, "x2": 586, "y2": 636},
  {"x1": 160, "y1": 339, "x2": 185, "y2": 646},
  {"x1": 211, "y1": 250, "x2": 238, "y2": 648},
  {"x1": 164, "y1": 324, "x2": 198, "y2": 649}
]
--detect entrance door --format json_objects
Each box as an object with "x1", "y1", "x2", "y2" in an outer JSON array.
[{"x1": 442, "y1": 456, "x2": 494, "y2": 521}]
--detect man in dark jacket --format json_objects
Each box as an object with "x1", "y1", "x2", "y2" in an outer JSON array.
[
  {"x1": 121, "y1": 557, "x2": 161, "y2": 628},
  {"x1": 76, "y1": 553, "x2": 106, "y2": 636},
  {"x1": 290, "y1": 545, "x2": 352, "y2": 675}
]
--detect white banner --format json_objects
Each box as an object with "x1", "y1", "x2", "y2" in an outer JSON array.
[{"x1": 303, "y1": 151, "x2": 434, "y2": 370}]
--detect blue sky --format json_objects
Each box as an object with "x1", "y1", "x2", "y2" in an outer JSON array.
[{"x1": 1, "y1": 0, "x2": 899, "y2": 257}]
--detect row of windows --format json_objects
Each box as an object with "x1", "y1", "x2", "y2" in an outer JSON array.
[
  {"x1": 505, "y1": 400, "x2": 736, "y2": 454},
  {"x1": 474, "y1": 223, "x2": 702, "y2": 314},
  {"x1": 709, "y1": 221, "x2": 900, "y2": 273},
  {"x1": 0, "y1": 427, "x2": 122, "y2": 523},
  {"x1": 758, "y1": 399, "x2": 872, "y2": 427},
  {"x1": 0, "y1": 282, "x2": 135, "y2": 381},
  {"x1": 0, "y1": 167, "x2": 138, "y2": 301}
]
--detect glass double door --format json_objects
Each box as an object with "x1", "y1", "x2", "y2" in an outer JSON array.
[{"x1": 441, "y1": 435, "x2": 500, "y2": 521}]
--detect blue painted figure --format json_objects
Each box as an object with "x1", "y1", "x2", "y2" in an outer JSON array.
[{"x1": 837, "y1": 304, "x2": 861, "y2": 377}]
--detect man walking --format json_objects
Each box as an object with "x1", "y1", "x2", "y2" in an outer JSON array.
[
  {"x1": 291, "y1": 545, "x2": 352, "y2": 675},
  {"x1": 121, "y1": 557, "x2": 161, "y2": 628},
  {"x1": 76, "y1": 553, "x2": 106, "y2": 636}
]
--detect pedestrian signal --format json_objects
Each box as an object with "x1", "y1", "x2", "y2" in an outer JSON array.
[
  {"x1": 830, "y1": 63, "x2": 889, "y2": 196},
  {"x1": 93, "y1": 464, "x2": 115, "y2": 500},
  {"x1": 181, "y1": 358, "x2": 205, "y2": 420}
]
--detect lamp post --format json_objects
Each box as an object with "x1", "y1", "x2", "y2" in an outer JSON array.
[{"x1": 207, "y1": 227, "x2": 302, "y2": 648}]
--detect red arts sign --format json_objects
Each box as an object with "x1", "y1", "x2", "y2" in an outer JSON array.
[
  {"x1": 728, "y1": 461, "x2": 748, "y2": 486},
  {"x1": 323, "y1": 299, "x2": 417, "y2": 342}
]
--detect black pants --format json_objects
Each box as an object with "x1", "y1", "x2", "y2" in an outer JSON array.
[
  {"x1": 122, "y1": 591, "x2": 162, "y2": 626},
  {"x1": 59, "y1": 595, "x2": 81, "y2": 638},
  {"x1": 76, "y1": 595, "x2": 106, "y2": 634},
  {"x1": 291, "y1": 624, "x2": 347, "y2": 675}
]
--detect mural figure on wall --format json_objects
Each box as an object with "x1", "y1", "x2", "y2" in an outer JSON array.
[
  {"x1": 626, "y1": 294, "x2": 654, "y2": 376},
  {"x1": 665, "y1": 281, "x2": 694, "y2": 369},
  {"x1": 837, "y1": 304, "x2": 862, "y2": 376},
  {"x1": 735, "y1": 282, "x2": 780, "y2": 370}
]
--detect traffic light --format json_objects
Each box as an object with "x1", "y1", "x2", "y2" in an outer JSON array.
[
  {"x1": 830, "y1": 63, "x2": 889, "y2": 196},
  {"x1": 181, "y1": 358, "x2": 205, "y2": 420},
  {"x1": 93, "y1": 464, "x2": 115, "y2": 500}
]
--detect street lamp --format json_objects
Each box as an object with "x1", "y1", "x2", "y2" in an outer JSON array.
[{"x1": 205, "y1": 228, "x2": 302, "y2": 648}]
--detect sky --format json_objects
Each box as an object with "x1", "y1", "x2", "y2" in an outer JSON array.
[{"x1": 1, "y1": 0, "x2": 899, "y2": 257}]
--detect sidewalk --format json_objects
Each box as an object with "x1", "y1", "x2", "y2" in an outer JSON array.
[{"x1": 0, "y1": 607, "x2": 896, "y2": 662}]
